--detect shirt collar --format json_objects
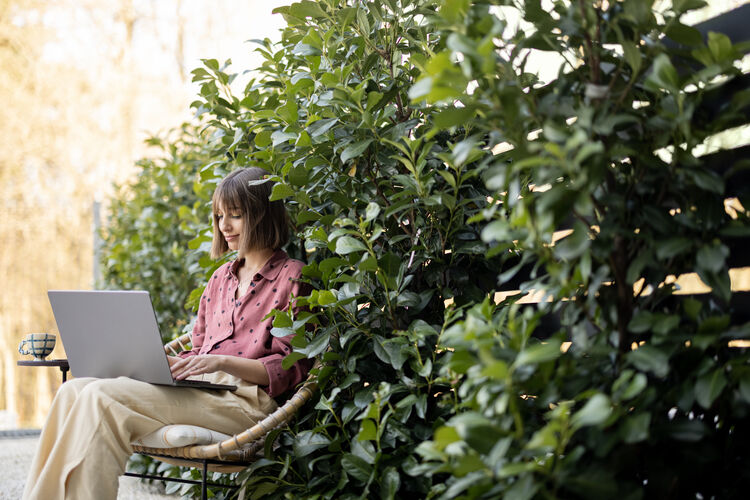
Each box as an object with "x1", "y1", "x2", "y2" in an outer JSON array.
[
  {"x1": 256, "y1": 249, "x2": 287, "y2": 281},
  {"x1": 228, "y1": 249, "x2": 288, "y2": 281}
]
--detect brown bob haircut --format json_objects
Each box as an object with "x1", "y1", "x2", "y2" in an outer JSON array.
[{"x1": 210, "y1": 167, "x2": 290, "y2": 259}]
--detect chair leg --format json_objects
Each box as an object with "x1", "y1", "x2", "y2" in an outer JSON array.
[{"x1": 201, "y1": 459, "x2": 208, "y2": 500}]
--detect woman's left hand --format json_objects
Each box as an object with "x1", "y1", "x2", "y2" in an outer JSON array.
[{"x1": 170, "y1": 354, "x2": 225, "y2": 380}]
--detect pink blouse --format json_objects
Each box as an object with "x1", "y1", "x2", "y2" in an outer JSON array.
[{"x1": 179, "y1": 249, "x2": 312, "y2": 398}]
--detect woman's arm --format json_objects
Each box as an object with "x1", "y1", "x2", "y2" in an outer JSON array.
[{"x1": 169, "y1": 354, "x2": 270, "y2": 385}]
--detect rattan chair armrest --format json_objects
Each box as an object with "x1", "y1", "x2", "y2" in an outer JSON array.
[{"x1": 164, "y1": 332, "x2": 193, "y2": 356}]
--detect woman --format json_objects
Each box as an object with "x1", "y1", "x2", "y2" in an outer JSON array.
[{"x1": 23, "y1": 167, "x2": 312, "y2": 500}]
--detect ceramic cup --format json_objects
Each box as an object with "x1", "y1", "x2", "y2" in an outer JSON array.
[{"x1": 18, "y1": 332, "x2": 56, "y2": 360}]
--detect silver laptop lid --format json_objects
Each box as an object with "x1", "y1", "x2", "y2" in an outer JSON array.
[{"x1": 48, "y1": 290, "x2": 175, "y2": 384}]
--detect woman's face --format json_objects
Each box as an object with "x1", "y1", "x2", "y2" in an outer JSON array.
[{"x1": 216, "y1": 204, "x2": 244, "y2": 251}]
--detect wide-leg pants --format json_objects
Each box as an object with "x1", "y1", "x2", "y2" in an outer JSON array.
[{"x1": 22, "y1": 373, "x2": 277, "y2": 500}]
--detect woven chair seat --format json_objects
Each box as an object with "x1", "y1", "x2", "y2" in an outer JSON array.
[{"x1": 129, "y1": 332, "x2": 317, "y2": 472}]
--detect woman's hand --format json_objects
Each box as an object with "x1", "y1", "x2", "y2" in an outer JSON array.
[
  {"x1": 170, "y1": 354, "x2": 225, "y2": 380},
  {"x1": 169, "y1": 354, "x2": 270, "y2": 386}
]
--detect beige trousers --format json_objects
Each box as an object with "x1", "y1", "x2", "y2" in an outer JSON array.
[{"x1": 22, "y1": 373, "x2": 277, "y2": 500}]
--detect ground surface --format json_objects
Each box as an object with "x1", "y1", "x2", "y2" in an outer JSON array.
[{"x1": 0, "y1": 436, "x2": 178, "y2": 499}]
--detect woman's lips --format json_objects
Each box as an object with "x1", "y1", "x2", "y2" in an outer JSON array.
[{"x1": 225, "y1": 235, "x2": 238, "y2": 241}]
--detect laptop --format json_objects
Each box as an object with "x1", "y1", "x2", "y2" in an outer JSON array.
[{"x1": 48, "y1": 290, "x2": 236, "y2": 391}]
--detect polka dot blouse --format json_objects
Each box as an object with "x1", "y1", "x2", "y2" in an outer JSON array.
[{"x1": 179, "y1": 249, "x2": 312, "y2": 398}]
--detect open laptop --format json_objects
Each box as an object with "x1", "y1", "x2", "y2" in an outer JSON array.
[{"x1": 48, "y1": 290, "x2": 236, "y2": 391}]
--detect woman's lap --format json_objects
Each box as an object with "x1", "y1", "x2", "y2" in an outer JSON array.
[{"x1": 63, "y1": 376, "x2": 268, "y2": 436}]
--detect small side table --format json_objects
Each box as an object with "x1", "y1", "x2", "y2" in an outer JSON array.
[{"x1": 17, "y1": 359, "x2": 70, "y2": 382}]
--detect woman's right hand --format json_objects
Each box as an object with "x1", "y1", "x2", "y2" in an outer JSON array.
[
  {"x1": 170, "y1": 354, "x2": 227, "y2": 380},
  {"x1": 169, "y1": 353, "x2": 269, "y2": 385}
]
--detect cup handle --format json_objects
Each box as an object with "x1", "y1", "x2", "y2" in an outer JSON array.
[{"x1": 18, "y1": 340, "x2": 30, "y2": 355}]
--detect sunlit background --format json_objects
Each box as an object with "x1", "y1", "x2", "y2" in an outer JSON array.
[
  {"x1": 1, "y1": 0, "x2": 285, "y2": 429},
  {"x1": 2, "y1": 0, "x2": 748, "y2": 430}
]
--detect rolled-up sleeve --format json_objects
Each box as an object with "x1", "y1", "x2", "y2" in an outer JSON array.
[{"x1": 257, "y1": 279, "x2": 313, "y2": 397}]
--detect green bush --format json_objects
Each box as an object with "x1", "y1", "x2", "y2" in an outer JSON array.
[
  {"x1": 186, "y1": 0, "x2": 499, "y2": 497},
  {"x1": 104, "y1": 0, "x2": 750, "y2": 498},
  {"x1": 411, "y1": 1, "x2": 750, "y2": 497}
]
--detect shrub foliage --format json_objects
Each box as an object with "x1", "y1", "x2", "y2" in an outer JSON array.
[{"x1": 103, "y1": 0, "x2": 750, "y2": 498}]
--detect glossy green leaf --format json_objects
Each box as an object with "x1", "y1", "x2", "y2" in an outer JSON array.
[
  {"x1": 665, "y1": 22, "x2": 703, "y2": 46},
  {"x1": 290, "y1": 0, "x2": 326, "y2": 20},
  {"x1": 571, "y1": 394, "x2": 612, "y2": 429},
  {"x1": 341, "y1": 453, "x2": 373, "y2": 483},
  {"x1": 695, "y1": 368, "x2": 727, "y2": 409},
  {"x1": 441, "y1": 0, "x2": 470, "y2": 23},
  {"x1": 365, "y1": 202, "x2": 380, "y2": 222},
  {"x1": 334, "y1": 236, "x2": 368, "y2": 255},
  {"x1": 271, "y1": 130, "x2": 296, "y2": 146},
  {"x1": 434, "y1": 105, "x2": 477, "y2": 129},
  {"x1": 628, "y1": 345, "x2": 670, "y2": 378},
  {"x1": 281, "y1": 351, "x2": 307, "y2": 370},
  {"x1": 621, "y1": 40, "x2": 642, "y2": 74},
  {"x1": 293, "y1": 431, "x2": 331, "y2": 457},
  {"x1": 696, "y1": 243, "x2": 728, "y2": 274},
  {"x1": 514, "y1": 339, "x2": 562, "y2": 367},
  {"x1": 381, "y1": 467, "x2": 401, "y2": 500},
  {"x1": 358, "y1": 419, "x2": 377, "y2": 441},
  {"x1": 645, "y1": 53, "x2": 680, "y2": 93},
  {"x1": 707, "y1": 31, "x2": 736, "y2": 63},
  {"x1": 254, "y1": 130, "x2": 272, "y2": 147},
  {"x1": 340, "y1": 139, "x2": 373, "y2": 163},
  {"x1": 317, "y1": 290, "x2": 337, "y2": 305},
  {"x1": 269, "y1": 183, "x2": 295, "y2": 201},
  {"x1": 307, "y1": 117, "x2": 338, "y2": 137}
]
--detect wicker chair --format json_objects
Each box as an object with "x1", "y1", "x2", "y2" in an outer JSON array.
[{"x1": 125, "y1": 332, "x2": 318, "y2": 499}]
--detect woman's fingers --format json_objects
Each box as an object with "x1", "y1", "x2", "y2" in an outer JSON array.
[
  {"x1": 170, "y1": 356, "x2": 199, "y2": 379},
  {"x1": 170, "y1": 355, "x2": 222, "y2": 379},
  {"x1": 169, "y1": 356, "x2": 189, "y2": 377}
]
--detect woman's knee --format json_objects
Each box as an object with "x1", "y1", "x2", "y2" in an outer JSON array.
[
  {"x1": 77, "y1": 378, "x2": 123, "y2": 400},
  {"x1": 76, "y1": 377, "x2": 153, "y2": 407},
  {"x1": 54, "y1": 377, "x2": 96, "y2": 401},
  {"x1": 63, "y1": 377, "x2": 97, "y2": 390}
]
